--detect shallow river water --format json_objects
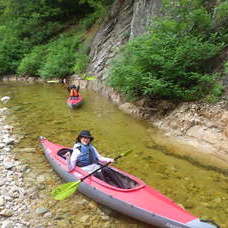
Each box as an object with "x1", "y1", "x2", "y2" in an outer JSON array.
[{"x1": 0, "y1": 81, "x2": 228, "y2": 227}]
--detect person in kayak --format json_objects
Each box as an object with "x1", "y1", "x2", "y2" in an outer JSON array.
[
  {"x1": 65, "y1": 130, "x2": 126, "y2": 188},
  {"x1": 68, "y1": 85, "x2": 80, "y2": 99}
]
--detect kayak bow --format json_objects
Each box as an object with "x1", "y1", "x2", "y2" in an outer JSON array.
[{"x1": 66, "y1": 96, "x2": 83, "y2": 109}]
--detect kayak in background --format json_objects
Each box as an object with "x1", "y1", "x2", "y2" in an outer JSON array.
[
  {"x1": 39, "y1": 136, "x2": 219, "y2": 228},
  {"x1": 66, "y1": 96, "x2": 83, "y2": 109}
]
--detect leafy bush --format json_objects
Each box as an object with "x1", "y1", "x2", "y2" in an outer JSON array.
[
  {"x1": 108, "y1": 0, "x2": 225, "y2": 102},
  {"x1": 17, "y1": 45, "x2": 46, "y2": 76},
  {"x1": 213, "y1": 1, "x2": 228, "y2": 24},
  {"x1": 0, "y1": 26, "x2": 25, "y2": 74},
  {"x1": 225, "y1": 61, "x2": 228, "y2": 74},
  {"x1": 72, "y1": 41, "x2": 91, "y2": 74},
  {"x1": 161, "y1": 0, "x2": 212, "y2": 34},
  {"x1": 73, "y1": 53, "x2": 89, "y2": 74},
  {"x1": 78, "y1": 12, "x2": 101, "y2": 30},
  {"x1": 213, "y1": 1, "x2": 228, "y2": 42},
  {"x1": 108, "y1": 29, "x2": 223, "y2": 101},
  {"x1": 37, "y1": 35, "x2": 82, "y2": 78},
  {"x1": 0, "y1": 0, "x2": 108, "y2": 75}
]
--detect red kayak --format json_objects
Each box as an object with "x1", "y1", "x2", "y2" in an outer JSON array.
[
  {"x1": 66, "y1": 96, "x2": 83, "y2": 109},
  {"x1": 39, "y1": 136, "x2": 218, "y2": 228}
]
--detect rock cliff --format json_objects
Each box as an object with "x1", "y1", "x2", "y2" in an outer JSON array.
[{"x1": 87, "y1": 0, "x2": 161, "y2": 80}]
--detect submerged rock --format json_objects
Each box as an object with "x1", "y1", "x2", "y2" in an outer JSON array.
[{"x1": 1, "y1": 96, "x2": 10, "y2": 104}]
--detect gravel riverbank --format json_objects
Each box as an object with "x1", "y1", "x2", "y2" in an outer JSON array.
[
  {"x1": 0, "y1": 106, "x2": 31, "y2": 228},
  {"x1": 0, "y1": 101, "x2": 142, "y2": 228}
]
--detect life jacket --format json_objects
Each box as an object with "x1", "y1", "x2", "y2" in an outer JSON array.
[
  {"x1": 76, "y1": 143, "x2": 98, "y2": 167},
  {"x1": 70, "y1": 89, "x2": 79, "y2": 97}
]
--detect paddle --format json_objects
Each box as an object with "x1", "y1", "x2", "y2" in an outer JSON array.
[
  {"x1": 52, "y1": 150, "x2": 132, "y2": 200},
  {"x1": 47, "y1": 80, "x2": 59, "y2": 83}
]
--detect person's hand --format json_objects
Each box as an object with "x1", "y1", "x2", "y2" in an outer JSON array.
[{"x1": 107, "y1": 158, "x2": 114, "y2": 163}]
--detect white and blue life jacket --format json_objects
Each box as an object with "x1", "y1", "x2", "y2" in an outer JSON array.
[{"x1": 76, "y1": 143, "x2": 98, "y2": 167}]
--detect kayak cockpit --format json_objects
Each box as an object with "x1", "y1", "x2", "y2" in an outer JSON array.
[
  {"x1": 57, "y1": 148, "x2": 141, "y2": 190},
  {"x1": 92, "y1": 166, "x2": 139, "y2": 190}
]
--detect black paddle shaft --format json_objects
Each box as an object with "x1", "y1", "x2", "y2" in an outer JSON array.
[{"x1": 80, "y1": 155, "x2": 122, "y2": 182}]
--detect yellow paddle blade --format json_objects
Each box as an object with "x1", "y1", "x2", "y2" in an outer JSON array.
[
  {"x1": 85, "y1": 76, "x2": 96, "y2": 80},
  {"x1": 120, "y1": 149, "x2": 133, "y2": 158},
  {"x1": 51, "y1": 181, "x2": 81, "y2": 200},
  {"x1": 47, "y1": 80, "x2": 59, "y2": 83}
]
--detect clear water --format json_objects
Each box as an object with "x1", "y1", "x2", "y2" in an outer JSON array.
[{"x1": 0, "y1": 81, "x2": 227, "y2": 227}]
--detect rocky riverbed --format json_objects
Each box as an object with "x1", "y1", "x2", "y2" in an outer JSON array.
[
  {"x1": 0, "y1": 98, "x2": 148, "y2": 228},
  {"x1": 0, "y1": 106, "x2": 31, "y2": 228}
]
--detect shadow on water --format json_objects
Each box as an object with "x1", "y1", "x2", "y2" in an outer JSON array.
[
  {"x1": 0, "y1": 81, "x2": 228, "y2": 227},
  {"x1": 147, "y1": 144, "x2": 228, "y2": 176}
]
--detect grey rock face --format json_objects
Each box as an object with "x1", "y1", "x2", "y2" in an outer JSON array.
[
  {"x1": 130, "y1": 0, "x2": 161, "y2": 39},
  {"x1": 88, "y1": 0, "x2": 161, "y2": 80}
]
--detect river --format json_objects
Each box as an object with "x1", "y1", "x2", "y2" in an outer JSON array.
[{"x1": 0, "y1": 81, "x2": 227, "y2": 227}]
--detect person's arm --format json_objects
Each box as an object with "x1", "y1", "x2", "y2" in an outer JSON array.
[
  {"x1": 92, "y1": 146, "x2": 114, "y2": 163},
  {"x1": 66, "y1": 144, "x2": 80, "y2": 172}
]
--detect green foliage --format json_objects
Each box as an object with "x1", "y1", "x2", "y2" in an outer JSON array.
[
  {"x1": 38, "y1": 35, "x2": 82, "y2": 79},
  {"x1": 78, "y1": 12, "x2": 100, "y2": 30},
  {"x1": 0, "y1": 25, "x2": 26, "y2": 74},
  {"x1": 72, "y1": 41, "x2": 91, "y2": 74},
  {"x1": 108, "y1": 25, "x2": 223, "y2": 101},
  {"x1": 203, "y1": 83, "x2": 223, "y2": 103},
  {"x1": 38, "y1": 50, "x2": 74, "y2": 79},
  {"x1": 16, "y1": 33, "x2": 84, "y2": 78},
  {"x1": 78, "y1": 0, "x2": 114, "y2": 30},
  {"x1": 225, "y1": 61, "x2": 228, "y2": 74},
  {"x1": 214, "y1": 1, "x2": 228, "y2": 23},
  {"x1": 0, "y1": 0, "x2": 108, "y2": 75},
  {"x1": 157, "y1": 0, "x2": 213, "y2": 35},
  {"x1": 16, "y1": 11, "x2": 98, "y2": 78},
  {"x1": 17, "y1": 46, "x2": 46, "y2": 76},
  {"x1": 73, "y1": 53, "x2": 89, "y2": 74},
  {"x1": 213, "y1": 1, "x2": 228, "y2": 42},
  {"x1": 108, "y1": 0, "x2": 226, "y2": 102}
]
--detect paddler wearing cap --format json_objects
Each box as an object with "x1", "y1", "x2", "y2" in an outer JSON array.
[{"x1": 65, "y1": 130, "x2": 126, "y2": 188}]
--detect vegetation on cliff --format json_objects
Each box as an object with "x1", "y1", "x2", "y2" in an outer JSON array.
[
  {"x1": 0, "y1": 0, "x2": 227, "y2": 102},
  {"x1": 0, "y1": 0, "x2": 112, "y2": 78},
  {"x1": 109, "y1": 0, "x2": 228, "y2": 101}
]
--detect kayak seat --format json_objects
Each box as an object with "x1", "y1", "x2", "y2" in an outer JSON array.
[
  {"x1": 57, "y1": 148, "x2": 73, "y2": 159},
  {"x1": 93, "y1": 166, "x2": 138, "y2": 189}
]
